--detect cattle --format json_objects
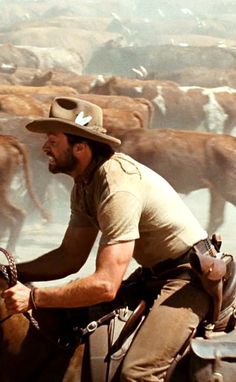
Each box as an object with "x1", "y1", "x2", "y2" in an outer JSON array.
[
  {"x1": 85, "y1": 44, "x2": 236, "y2": 77},
  {"x1": 0, "y1": 26, "x2": 123, "y2": 70},
  {"x1": 79, "y1": 93, "x2": 154, "y2": 129},
  {"x1": 150, "y1": 67, "x2": 236, "y2": 89},
  {"x1": 89, "y1": 75, "x2": 177, "y2": 99},
  {"x1": 0, "y1": 134, "x2": 50, "y2": 252},
  {"x1": 0, "y1": 90, "x2": 153, "y2": 129},
  {"x1": 0, "y1": 67, "x2": 108, "y2": 94},
  {"x1": 107, "y1": 10, "x2": 236, "y2": 41},
  {"x1": 0, "y1": 43, "x2": 39, "y2": 69},
  {"x1": 0, "y1": 114, "x2": 73, "y2": 219},
  {"x1": 90, "y1": 76, "x2": 236, "y2": 134},
  {"x1": 0, "y1": 92, "x2": 153, "y2": 130},
  {"x1": 0, "y1": 84, "x2": 79, "y2": 97},
  {"x1": 0, "y1": 87, "x2": 79, "y2": 118},
  {"x1": 0, "y1": 94, "x2": 49, "y2": 117},
  {"x1": 104, "y1": 127, "x2": 236, "y2": 234},
  {"x1": 48, "y1": 72, "x2": 110, "y2": 94},
  {"x1": 102, "y1": 108, "x2": 146, "y2": 130}
]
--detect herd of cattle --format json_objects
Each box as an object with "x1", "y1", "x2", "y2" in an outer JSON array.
[
  {"x1": 1, "y1": 72, "x2": 236, "y2": 252},
  {"x1": 1, "y1": 0, "x2": 236, "y2": 252}
]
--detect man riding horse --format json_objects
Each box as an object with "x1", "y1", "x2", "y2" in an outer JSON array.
[{"x1": 2, "y1": 96, "x2": 227, "y2": 381}]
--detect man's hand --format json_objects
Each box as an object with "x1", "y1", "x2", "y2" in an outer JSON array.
[{"x1": 2, "y1": 281, "x2": 32, "y2": 314}]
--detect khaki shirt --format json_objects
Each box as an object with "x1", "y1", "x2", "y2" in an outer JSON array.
[{"x1": 69, "y1": 153, "x2": 207, "y2": 268}]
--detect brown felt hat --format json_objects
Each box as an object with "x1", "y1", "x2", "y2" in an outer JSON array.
[{"x1": 25, "y1": 96, "x2": 121, "y2": 147}]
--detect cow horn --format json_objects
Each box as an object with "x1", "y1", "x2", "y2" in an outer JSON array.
[
  {"x1": 132, "y1": 68, "x2": 144, "y2": 78},
  {"x1": 139, "y1": 66, "x2": 148, "y2": 77}
]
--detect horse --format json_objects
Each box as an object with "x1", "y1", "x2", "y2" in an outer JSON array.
[
  {"x1": 0, "y1": 281, "x2": 85, "y2": 381},
  {"x1": 0, "y1": 251, "x2": 84, "y2": 382},
  {"x1": 1, "y1": 246, "x2": 236, "y2": 382}
]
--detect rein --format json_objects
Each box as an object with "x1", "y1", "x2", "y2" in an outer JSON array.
[
  {"x1": 0, "y1": 247, "x2": 86, "y2": 350},
  {"x1": 0, "y1": 248, "x2": 146, "y2": 355},
  {"x1": 0, "y1": 247, "x2": 18, "y2": 325},
  {"x1": 0, "y1": 248, "x2": 71, "y2": 350},
  {"x1": 0, "y1": 314, "x2": 12, "y2": 324},
  {"x1": 0, "y1": 247, "x2": 39, "y2": 329}
]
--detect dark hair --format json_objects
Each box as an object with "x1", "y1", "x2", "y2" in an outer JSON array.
[{"x1": 65, "y1": 133, "x2": 114, "y2": 159}]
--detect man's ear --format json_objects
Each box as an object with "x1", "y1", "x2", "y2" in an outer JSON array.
[{"x1": 73, "y1": 142, "x2": 87, "y2": 157}]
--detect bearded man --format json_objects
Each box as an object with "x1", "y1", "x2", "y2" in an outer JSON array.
[{"x1": 2, "y1": 96, "x2": 216, "y2": 381}]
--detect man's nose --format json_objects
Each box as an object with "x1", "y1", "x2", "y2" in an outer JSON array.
[{"x1": 42, "y1": 141, "x2": 49, "y2": 152}]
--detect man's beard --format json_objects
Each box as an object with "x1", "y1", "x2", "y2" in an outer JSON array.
[{"x1": 49, "y1": 150, "x2": 77, "y2": 174}]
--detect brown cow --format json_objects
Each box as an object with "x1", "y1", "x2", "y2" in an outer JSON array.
[
  {"x1": 90, "y1": 76, "x2": 236, "y2": 134},
  {"x1": 152, "y1": 66, "x2": 236, "y2": 89},
  {"x1": 0, "y1": 134, "x2": 50, "y2": 252},
  {"x1": 0, "y1": 84, "x2": 79, "y2": 96},
  {"x1": 105, "y1": 127, "x2": 236, "y2": 234},
  {"x1": 103, "y1": 108, "x2": 146, "y2": 130},
  {"x1": 0, "y1": 92, "x2": 154, "y2": 129},
  {"x1": 0, "y1": 94, "x2": 48, "y2": 116},
  {"x1": 79, "y1": 93, "x2": 154, "y2": 129}
]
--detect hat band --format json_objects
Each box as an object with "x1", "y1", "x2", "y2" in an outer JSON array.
[{"x1": 86, "y1": 125, "x2": 107, "y2": 134}]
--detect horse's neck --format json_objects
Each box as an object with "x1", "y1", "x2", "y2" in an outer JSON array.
[
  {"x1": 0, "y1": 278, "x2": 8, "y2": 320},
  {"x1": 0, "y1": 281, "x2": 30, "y2": 353}
]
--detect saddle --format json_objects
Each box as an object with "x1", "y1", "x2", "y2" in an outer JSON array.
[
  {"x1": 81, "y1": 300, "x2": 147, "y2": 382},
  {"x1": 189, "y1": 330, "x2": 236, "y2": 382},
  {"x1": 188, "y1": 258, "x2": 236, "y2": 382},
  {"x1": 191, "y1": 330, "x2": 236, "y2": 360}
]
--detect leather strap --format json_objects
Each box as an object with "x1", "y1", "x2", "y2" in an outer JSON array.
[{"x1": 105, "y1": 300, "x2": 146, "y2": 360}]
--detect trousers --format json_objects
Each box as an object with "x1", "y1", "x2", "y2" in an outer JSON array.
[{"x1": 120, "y1": 276, "x2": 210, "y2": 382}]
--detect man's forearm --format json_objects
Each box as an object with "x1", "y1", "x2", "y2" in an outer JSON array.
[{"x1": 32, "y1": 272, "x2": 114, "y2": 308}]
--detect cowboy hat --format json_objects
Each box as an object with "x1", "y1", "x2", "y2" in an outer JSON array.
[{"x1": 25, "y1": 96, "x2": 121, "y2": 147}]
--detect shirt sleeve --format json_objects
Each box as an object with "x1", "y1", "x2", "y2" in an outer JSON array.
[{"x1": 98, "y1": 190, "x2": 142, "y2": 245}]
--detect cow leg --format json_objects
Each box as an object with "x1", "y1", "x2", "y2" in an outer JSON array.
[
  {"x1": 1, "y1": 201, "x2": 25, "y2": 253},
  {"x1": 207, "y1": 189, "x2": 226, "y2": 234}
]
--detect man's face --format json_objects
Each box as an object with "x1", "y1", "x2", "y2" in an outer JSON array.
[{"x1": 42, "y1": 133, "x2": 77, "y2": 174}]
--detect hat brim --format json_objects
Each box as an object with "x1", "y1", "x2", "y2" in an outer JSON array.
[{"x1": 26, "y1": 118, "x2": 121, "y2": 147}]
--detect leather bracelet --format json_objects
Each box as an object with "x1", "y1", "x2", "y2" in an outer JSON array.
[{"x1": 30, "y1": 287, "x2": 38, "y2": 310}]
